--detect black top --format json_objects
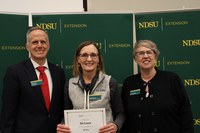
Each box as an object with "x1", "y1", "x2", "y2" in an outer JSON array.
[{"x1": 121, "y1": 69, "x2": 194, "y2": 133}]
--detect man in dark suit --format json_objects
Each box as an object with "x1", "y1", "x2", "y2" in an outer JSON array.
[{"x1": 0, "y1": 27, "x2": 66, "y2": 133}]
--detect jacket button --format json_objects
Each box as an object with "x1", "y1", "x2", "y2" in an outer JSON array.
[
  {"x1": 140, "y1": 97, "x2": 144, "y2": 100},
  {"x1": 152, "y1": 112, "x2": 156, "y2": 116},
  {"x1": 150, "y1": 94, "x2": 154, "y2": 98},
  {"x1": 153, "y1": 128, "x2": 158, "y2": 132},
  {"x1": 138, "y1": 114, "x2": 142, "y2": 118}
]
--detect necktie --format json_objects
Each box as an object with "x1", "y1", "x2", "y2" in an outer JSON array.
[{"x1": 37, "y1": 66, "x2": 50, "y2": 112}]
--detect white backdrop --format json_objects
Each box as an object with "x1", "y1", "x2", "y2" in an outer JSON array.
[
  {"x1": 87, "y1": 0, "x2": 200, "y2": 12},
  {"x1": 0, "y1": 0, "x2": 83, "y2": 13}
]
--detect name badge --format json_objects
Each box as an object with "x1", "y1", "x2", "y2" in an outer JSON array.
[
  {"x1": 30, "y1": 80, "x2": 43, "y2": 87},
  {"x1": 130, "y1": 89, "x2": 141, "y2": 95},
  {"x1": 89, "y1": 94, "x2": 101, "y2": 101}
]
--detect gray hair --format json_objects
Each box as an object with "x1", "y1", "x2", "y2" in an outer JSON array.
[
  {"x1": 26, "y1": 27, "x2": 49, "y2": 45},
  {"x1": 133, "y1": 40, "x2": 160, "y2": 60}
]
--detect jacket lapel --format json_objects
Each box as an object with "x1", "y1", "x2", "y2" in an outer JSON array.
[{"x1": 24, "y1": 59, "x2": 47, "y2": 111}]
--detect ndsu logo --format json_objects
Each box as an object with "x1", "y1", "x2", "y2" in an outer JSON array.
[
  {"x1": 36, "y1": 23, "x2": 57, "y2": 30},
  {"x1": 138, "y1": 21, "x2": 159, "y2": 29},
  {"x1": 184, "y1": 79, "x2": 200, "y2": 86},
  {"x1": 183, "y1": 39, "x2": 200, "y2": 46}
]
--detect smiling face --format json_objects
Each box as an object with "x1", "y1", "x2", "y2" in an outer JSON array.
[
  {"x1": 26, "y1": 29, "x2": 50, "y2": 65},
  {"x1": 135, "y1": 46, "x2": 156, "y2": 71},
  {"x1": 78, "y1": 44, "x2": 99, "y2": 75}
]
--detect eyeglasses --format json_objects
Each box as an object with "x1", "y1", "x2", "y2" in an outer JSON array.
[
  {"x1": 79, "y1": 53, "x2": 98, "y2": 60},
  {"x1": 135, "y1": 50, "x2": 154, "y2": 57}
]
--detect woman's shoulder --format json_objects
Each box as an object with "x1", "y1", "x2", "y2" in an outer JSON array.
[
  {"x1": 157, "y1": 69, "x2": 181, "y2": 80},
  {"x1": 158, "y1": 69, "x2": 179, "y2": 76},
  {"x1": 123, "y1": 73, "x2": 140, "y2": 82}
]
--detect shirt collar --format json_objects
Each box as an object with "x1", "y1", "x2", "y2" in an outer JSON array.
[{"x1": 30, "y1": 58, "x2": 49, "y2": 69}]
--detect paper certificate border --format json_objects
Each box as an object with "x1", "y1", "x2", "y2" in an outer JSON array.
[{"x1": 64, "y1": 108, "x2": 106, "y2": 133}]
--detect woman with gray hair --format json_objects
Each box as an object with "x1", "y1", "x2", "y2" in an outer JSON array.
[{"x1": 121, "y1": 40, "x2": 194, "y2": 133}]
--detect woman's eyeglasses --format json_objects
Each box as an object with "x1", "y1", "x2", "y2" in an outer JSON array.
[
  {"x1": 135, "y1": 50, "x2": 154, "y2": 57},
  {"x1": 79, "y1": 53, "x2": 98, "y2": 60}
]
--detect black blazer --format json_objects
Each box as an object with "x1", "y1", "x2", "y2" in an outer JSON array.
[{"x1": 0, "y1": 59, "x2": 66, "y2": 133}]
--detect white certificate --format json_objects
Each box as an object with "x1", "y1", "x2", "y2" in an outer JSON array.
[{"x1": 64, "y1": 108, "x2": 106, "y2": 133}]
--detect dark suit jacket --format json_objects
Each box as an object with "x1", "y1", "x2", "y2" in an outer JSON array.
[{"x1": 0, "y1": 59, "x2": 66, "y2": 133}]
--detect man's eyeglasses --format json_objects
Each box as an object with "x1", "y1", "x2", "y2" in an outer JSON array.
[
  {"x1": 135, "y1": 50, "x2": 154, "y2": 57},
  {"x1": 79, "y1": 53, "x2": 98, "y2": 60}
]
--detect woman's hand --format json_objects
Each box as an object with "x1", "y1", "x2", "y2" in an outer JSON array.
[
  {"x1": 99, "y1": 123, "x2": 118, "y2": 133},
  {"x1": 56, "y1": 124, "x2": 71, "y2": 133}
]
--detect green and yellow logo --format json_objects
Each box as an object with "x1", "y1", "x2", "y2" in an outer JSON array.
[
  {"x1": 36, "y1": 23, "x2": 57, "y2": 30},
  {"x1": 138, "y1": 21, "x2": 159, "y2": 29}
]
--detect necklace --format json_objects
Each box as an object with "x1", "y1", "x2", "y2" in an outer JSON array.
[
  {"x1": 141, "y1": 69, "x2": 156, "y2": 98},
  {"x1": 145, "y1": 84, "x2": 149, "y2": 97}
]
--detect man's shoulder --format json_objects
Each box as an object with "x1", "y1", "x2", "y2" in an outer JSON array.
[
  {"x1": 8, "y1": 59, "x2": 30, "y2": 69},
  {"x1": 48, "y1": 62, "x2": 63, "y2": 70}
]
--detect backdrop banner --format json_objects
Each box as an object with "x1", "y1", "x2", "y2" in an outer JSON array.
[
  {"x1": 135, "y1": 9, "x2": 200, "y2": 132},
  {"x1": 32, "y1": 13, "x2": 134, "y2": 86},
  {"x1": 0, "y1": 13, "x2": 28, "y2": 111}
]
